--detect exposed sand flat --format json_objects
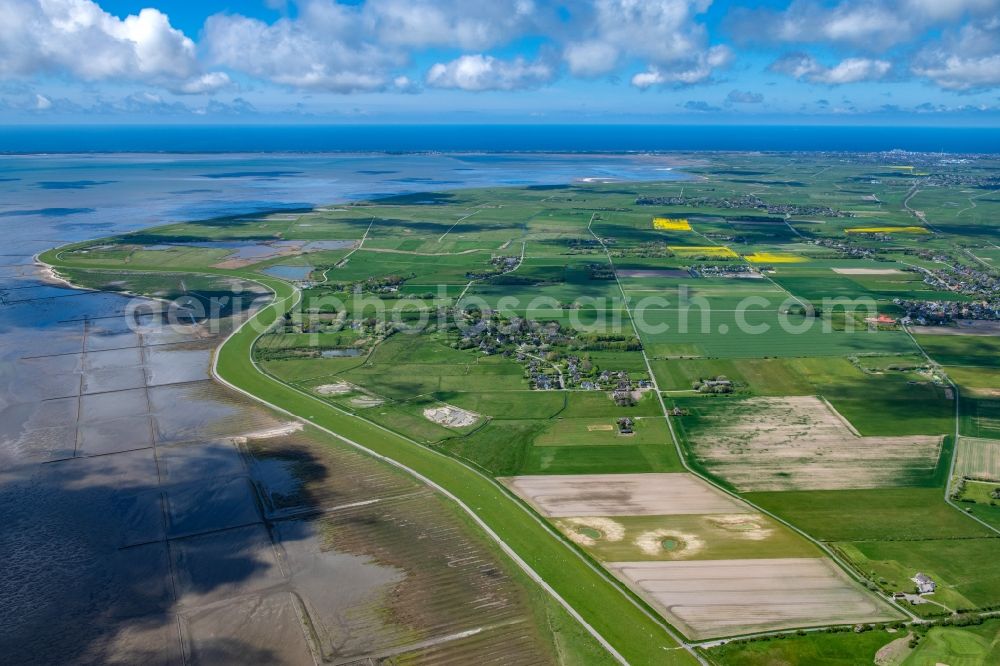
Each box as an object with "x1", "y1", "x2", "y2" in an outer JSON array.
[
  {"x1": 607, "y1": 558, "x2": 897, "y2": 639},
  {"x1": 910, "y1": 320, "x2": 1000, "y2": 336},
  {"x1": 832, "y1": 267, "x2": 904, "y2": 275},
  {"x1": 684, "y1": 396, "x2": 943, "y2": 491},
  {"x1": 501, "y1": 473, "x2": 744, "y2": 517},
  {"x1": 232, "y1": 421, "x2": 304, "y2": 443}
]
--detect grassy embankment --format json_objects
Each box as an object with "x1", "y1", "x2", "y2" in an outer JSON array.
[{"x1": 37, "y1": 245, "x2": 697, "y2": 666}]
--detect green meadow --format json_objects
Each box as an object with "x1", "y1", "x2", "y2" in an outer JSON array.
[{"x1": 39, "y1": 152, "x2": 1000, "y2": 658}]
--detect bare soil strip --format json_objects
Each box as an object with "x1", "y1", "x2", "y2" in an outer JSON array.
[
  {"x1": 502, "y1": 473, "x2": 745, "y2": 517},
  {"x1": 832, "y1": 268, "x2": 904, "y2": 275}
]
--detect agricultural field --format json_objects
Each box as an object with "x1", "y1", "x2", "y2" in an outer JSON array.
[
  {"x1": 673, "y1": 396, "x2": 945, "y2": 491},
  {"x1": 955, "y1": 437, "x2": 1000, "y2": 481},
  {"x1": 609, "y1": 558, "x2": 896, "y2": 640},
  {"x1": 502, "y1": 473, "x2": 898, "y2": 638},
  {"x1": 701, "y1": 628, "x2": 902, "y2": 665},
  {"x1": 40, "y1": 151, "x2": 1000, "y2": 658}
]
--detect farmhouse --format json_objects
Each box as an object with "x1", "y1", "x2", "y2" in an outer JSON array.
[
  {"x1": 617, "y1": 417, "x2": 634, "y2": 435},
  {"x1": 912, "y1": 573, "x2": 936, "y2": 594}
]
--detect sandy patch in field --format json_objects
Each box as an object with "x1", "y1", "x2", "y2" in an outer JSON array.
[
  {"x1": 502, "y1": 473, "x2": 745, "y2": 517},
  {"x1": 910, "y1": 320, "x2": 1000, "y2": 336},
  {"x1": 706, "y1": 514, "x2": 774, "y2": 541},
  {"x1": 350, "y1": 396, "x2": 384, "y2": 408},
  {"x1": 232, "y1": 422, "x2": 303, "y2": 444},
  {"x1": 832, "y1": 267, "x2": 904, "y2": 275},
  {"x1": 607, "y1": 558, "x2": 896, "y2": 639},
  {"x1": 557, "y1": 517, "x2": 626, "y2": 547},
  {"x1": 423, "y1": 404, "x2": 479, "y2": 428},
  {"x1": 587, "y1": 424, "x2": 614, "y2": 432},
  {"x1": 683, "y1": 396, "x2": 943, "y2": 491},
  {"x1": 634, "y1": 529, "x2": 704, "y2": 557},
  {"x1": 315, "y1": 382, "x2": 356, "y2": 396}
]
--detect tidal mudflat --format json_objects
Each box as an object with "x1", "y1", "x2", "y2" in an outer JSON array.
[{"x1": 1, "y1": 153, "x2": 679, "y2": 664}]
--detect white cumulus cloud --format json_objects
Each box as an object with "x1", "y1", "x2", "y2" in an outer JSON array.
[
  {"x1": 425, "y1": 54, "x2": 554, "y2": 91},
  {"x1": 732, "y1": 0, "x2": 999, "y2": 50},
  {"x1": 771, "y1": 53, "x2": 891, "y2": 84},
  {"x1": 367, "y1": 0, "x2": 540, "y2": 50},
  {"x1": 913, "y1": 54, "x2": 1000, "y2": 91},
  {"x1": 631, "y1": 45, "x2": 732, "y2": 88},
  {"x1": 564, "y1": 40, "x2": 619, "y2": 77},
  {"x1": 172, "y1": 72, "x2": 232, "y2": 95},
  {"x1": 203, "y1": 6, "x2": 398, "y2": 92},
  {"x1": 564, "y1": 0, "x2": 731, "y2": 85},
  {"x1": 912, "y1": 18, "x2": 1000, "y2": 90},
  {"x1": 0, "y1": 0, "x2": 229, "y2": 92}
]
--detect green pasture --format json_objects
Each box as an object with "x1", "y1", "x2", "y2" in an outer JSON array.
[
  {"x1": 701, "y1": 628, "x2": 898, "y2": 666},
  {"x1": 745, "y1": 488, "x2": 994, "y2": 542},
  {"x1": 917, "y1": 334, "x2": 1000, "y2": 368},
  {"x1": 836, "y1": 538, "x2": 1000, "y2": 611}
]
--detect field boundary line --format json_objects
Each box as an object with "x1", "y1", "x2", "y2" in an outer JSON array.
[
  {"x1": 438, "y1": 208, "x2": 481, "y2": 243},
  {"x1": 318, "y1": 215, "x2": 374, "y2": 284},
  {"x1": 36, "y1": 250, "x2": 663, "y2": 664},
  {"x1": 208, "y1": 281, "x2": 638, "y2": 664},
  {"x1": 588, "y1": 212, "x2": 918, "y2": 626},
  {"x1": 903, "y1": 324, "x2": 1000, "y2": 538},
  {"x1": 240, "y1": 297, "x2": 705, "y2": 662}
]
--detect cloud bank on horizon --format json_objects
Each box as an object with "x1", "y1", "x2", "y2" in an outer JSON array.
[{"x1": 1, "y1": 0, "x2": 998, "y2": 122}]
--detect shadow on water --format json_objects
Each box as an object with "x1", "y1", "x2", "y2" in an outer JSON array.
[
  {"x1": 0, "y1": 436, "x2": 331, "y2": 664},
  {"x1": 0, "y1": 208, "x2": 97, "y2": 217},
  {"x1": 369, "y1": 191, "x2": 457, "y2": 206}
]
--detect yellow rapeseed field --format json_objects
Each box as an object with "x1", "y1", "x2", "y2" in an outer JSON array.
[
  {"x1": 669, "y1": 245, "x2": 737, "y2": 257},
  {"x1": 653, "y1": 217, "x2": 692, "y2": 231},
  {"x1": 744, "y1": 252, "x2": 807, "y2": 264},
  {"x1": 845, "y1": 226, "x2": 930, "y2": 234}
]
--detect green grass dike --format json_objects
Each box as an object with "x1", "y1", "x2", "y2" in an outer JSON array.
[{"x1": 36, "y1": 245, "x2": 697, "y2": 666}]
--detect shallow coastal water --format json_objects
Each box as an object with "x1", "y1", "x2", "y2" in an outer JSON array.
[{"x1": 0, "y1": 153, "x2": 681, "y2": 664}]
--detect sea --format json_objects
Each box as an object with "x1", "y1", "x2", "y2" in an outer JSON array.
[{"x1": 1, "y1": 123, "x2": 998, "y2": 154}]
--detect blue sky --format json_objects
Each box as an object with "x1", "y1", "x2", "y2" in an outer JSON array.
[{"x1": 2, "y1": 0, "x2": 999, "y2": 124}]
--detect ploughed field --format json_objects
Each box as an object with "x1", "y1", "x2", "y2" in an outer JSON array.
[
  {"x1": 502, "y1": 472, "x2": 898, "y2": 639},
  {"x1": 674, "y1": 396, "x2": 945, "y2": 491},
  {"x1": 39, "y1": 151, "x2": 1000, "y2": 663}
]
